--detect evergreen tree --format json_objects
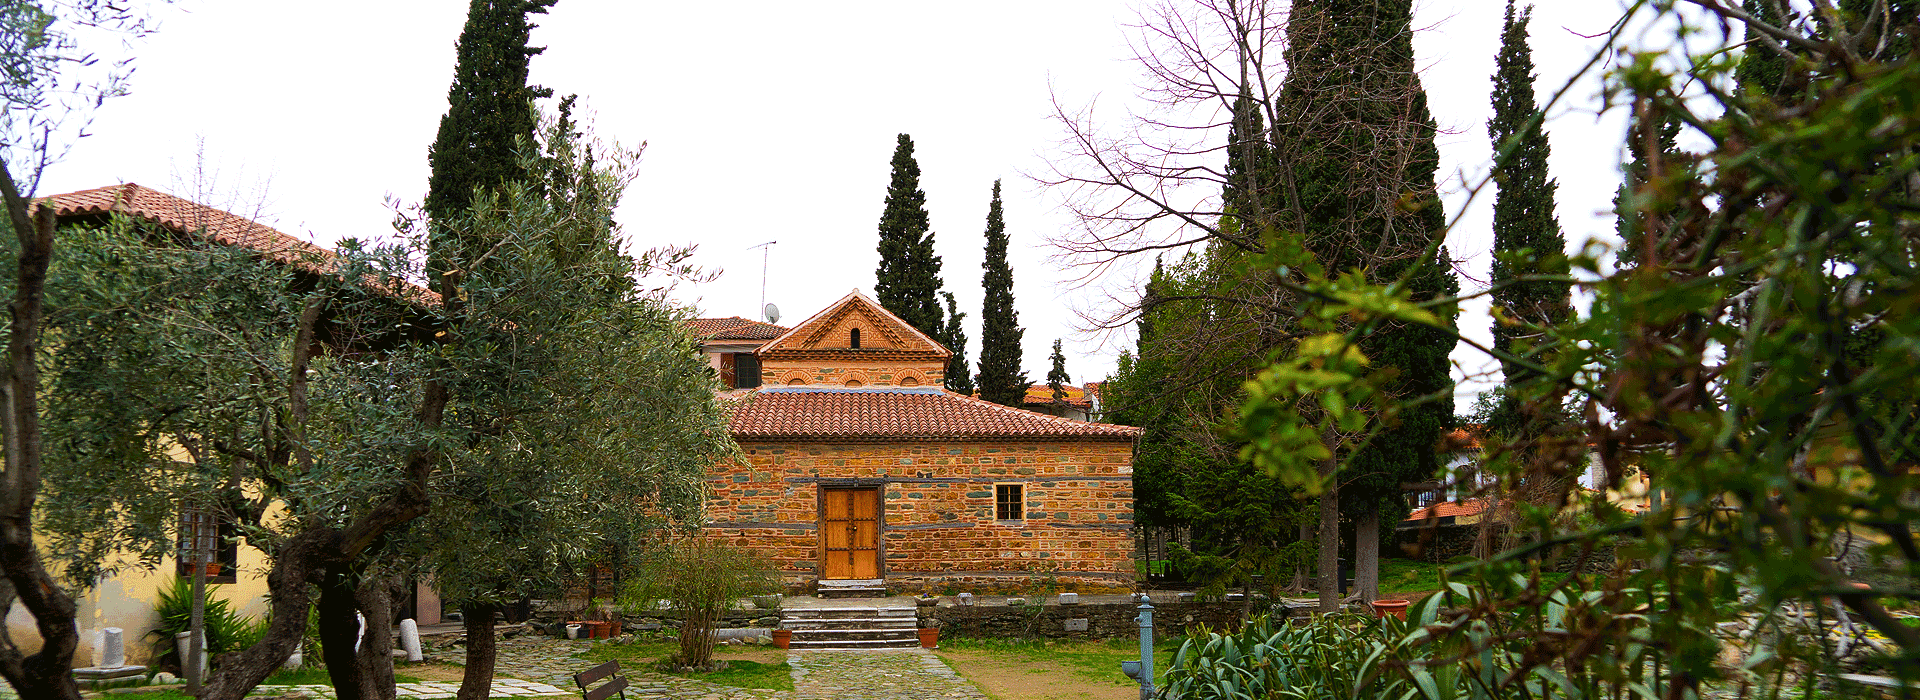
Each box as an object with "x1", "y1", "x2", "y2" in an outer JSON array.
[
  {"x1": 425, "y1": 0, "x2": 557, "y2": 246},
  {"x1": 873, "y1": 134, "x2": 944, "y2": 338},
  {"x1": 1487, "y1": 0, "x2": 1572, "y2": 431},
  {"x1": 939, "y1": 291, "x2": 973, "y2": 394},
  {"x1": 1046, "y1": 339, "x2": 1071, "y2": 404},
  {"x1": 1272, "y1": 0, "x2": 1459, "y2": 609},
  {"x1": 976, "y1": 180, "x2": 1028, "y2": 405},
  {"x1": 1733, "y1": 0, "x2": 1791, "y2": 98}
]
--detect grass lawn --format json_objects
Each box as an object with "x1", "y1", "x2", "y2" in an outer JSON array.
[
  {"x1": 576, "y1": 636, "x2": 793, "y2": 691},
  {"x1": 935, "y1": 637, "x2": 1180, "y2": 700}
]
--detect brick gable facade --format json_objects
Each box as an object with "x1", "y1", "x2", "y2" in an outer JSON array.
[{"x1": 699, "y1": 292, "x2": 1141, "y2": 592}]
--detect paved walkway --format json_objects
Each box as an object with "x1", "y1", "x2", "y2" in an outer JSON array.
[{"x1": 790, "y1": 650, "x2": 985, "y2": 700}]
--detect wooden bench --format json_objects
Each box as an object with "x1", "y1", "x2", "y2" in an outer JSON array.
[{"x1": 573, "y1": 660, "x2": 629, "y2": 700}]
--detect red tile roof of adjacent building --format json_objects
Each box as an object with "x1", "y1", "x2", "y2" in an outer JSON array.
[
  {"x1": 689, "y1": 316, "x2": 789, "y2": 340},
  {"x1": 35, "y1": 183, "x2": 439, "y2": 305},
  {"x1": 1437, "y1": 424, "x2": 1485, "y2": 453},
  {"x1": 726, "y1": 386, "x2": 1141, "y2": 442},
  {"x1": 1403, "y1": 499, "x2": 1490, "y2": 522},
  {"x1": 1022, "y1": 383, "x2": 1094, "y2": 409}
]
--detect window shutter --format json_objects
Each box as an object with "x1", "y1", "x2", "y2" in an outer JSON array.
[{"x1": 720, "y1": 352, "x2": 736, "y2": 387}]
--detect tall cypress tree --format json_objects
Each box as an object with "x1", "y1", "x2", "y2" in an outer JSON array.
[
  {"x1": 426, "y1": 0, "x2": 557, "y2": 239},
  {"x1": 940, "y1": 292, "x2": 973, "y2": 394},
  {"x1": 873, "y1": 134, "x2": 945, "y2": 338},
  {"x1": 1046, "y1": 339, "x2": 1071, "y2": 404},
  {"x1": 1487, "y1": 0, "x2": 1572, "y2": 427},
  {"x1": 976, "y1": 180, "x2": 1028, "y2": 405},
  {"x1": 1272, "y1": 0, "x2": 1459, "y2": 610},
  {"x1": 420, "y1": 3, "x2": 556, "y2": 698}
]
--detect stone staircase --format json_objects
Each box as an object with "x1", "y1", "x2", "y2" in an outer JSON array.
[
  {"x1": 781, "y1": 604, "x2": 919, "y2": 649},
  {"x1": 815, "y1": 578, "x2": 888, "y2": 599}
]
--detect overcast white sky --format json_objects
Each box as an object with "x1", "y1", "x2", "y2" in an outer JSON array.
[{"x1": 37, "y1": 0, "x2": 1662, "y2": 413}]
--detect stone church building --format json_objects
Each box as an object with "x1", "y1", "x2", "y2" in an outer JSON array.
[{"x1": 697, "y1": 292, "x2": 1141, "y2": 594}]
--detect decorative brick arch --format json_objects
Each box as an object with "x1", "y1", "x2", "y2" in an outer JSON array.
[
  {"x1": 842, "y1": 371, "x2": 872, "y2": 388},
  {"x1": 779, "y1": 370, "x2": 812, "y2": 386},
  {"x1": 895, "y1": 370, "x2": 926, "y2": 387}
]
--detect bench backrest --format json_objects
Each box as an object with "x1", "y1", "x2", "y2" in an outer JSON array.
[{"x1": 573, "y1": 660, "x2": 629, "y2": 700}]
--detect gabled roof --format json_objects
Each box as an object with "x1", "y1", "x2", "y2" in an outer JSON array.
[
  {"x1": 690, "y1": 316, "x2": 788, "y2": 341},
  {"x1": 1023, "y1": 383, "x2": 1094, "y2": 409},
  {"x1": 758, "y1": 290, "x2": 950, "y2": 360},
  {"x1": 1403, "y1": 499, "x2": 1489, "y2": 522},
  {"x1": 35, "y1": 183, "x2": 439, "y2": 305},
  {"x1": 726, "y1": 386, "x2": 1140, "y2": 443}
]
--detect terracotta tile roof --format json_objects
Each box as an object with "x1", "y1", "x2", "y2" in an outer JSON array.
[
  {"x1": 1437, "y1": 424, "x2": 1485, "y2": 452},
  {"x1": 689, "y1": 316, "x2": 789, "y2": 340},
  {"x1": 1403, "y1": 499, "x2": 1489, "y2": 522},
  {"x1": 726, "y1": 386, "x2": 1141, "y2": 442},
  {"x1": 35, "y1": 183, "x2": 438, "y2": 306},
  {"x1": 1022, "y1": 383, "x2": 1094, "y2": 409}
]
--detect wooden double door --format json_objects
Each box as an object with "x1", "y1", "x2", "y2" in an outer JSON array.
[{"x1": 820, "y1": 487, "x2": 880, "y2": 580}]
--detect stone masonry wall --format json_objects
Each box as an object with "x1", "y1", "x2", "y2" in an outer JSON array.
[
  {"x1": 758, "y1": 359, "x2": 943, "y2": 388},
  {"x1": 928, "y1": 600, "x2": 1267, "y2": 640},
  {"x1": 705, "y1": 441, "x2": 1136, "y2": 591}
]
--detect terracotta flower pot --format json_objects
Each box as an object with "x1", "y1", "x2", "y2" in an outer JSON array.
[
  {"x1": 772, "y1": 629, "x2": 792, "y2": 649},
  {"x1": 918, "y1": 628, "x2": 939, "y2": 649},
  {"x1": 1370, "y1": 599, "x2": 1411, "y2": 620}
]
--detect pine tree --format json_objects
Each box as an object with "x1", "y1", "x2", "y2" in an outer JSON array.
[
  {"x1": 976, "y1": 180, "x2": 1028, "y2": 405},
  {"x1": 940, "y1": 292, "x2": 973, "y2": 394},
  {"x1": 1487, "y1": 0, "x2": 1572, "y2": 427},
  {"x1": 1046, "y1": 339, "x2": 1071, "y2": 404},
  {"x1": 873, "y1": 134, "x2": 945, "y2": 338},
  {"x1": 425, "y1": 0, "x2": 557, "y2": 247}
]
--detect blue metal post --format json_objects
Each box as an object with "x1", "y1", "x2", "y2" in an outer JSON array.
[{"x1": 1136, "y1": 601, "x2": 1155, "y2": 700}]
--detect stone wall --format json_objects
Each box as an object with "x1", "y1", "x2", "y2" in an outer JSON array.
[
  {"x1": 926, "y1": 601, "x2": 1272, "y2": 640},
  {"x1": 706, "y1": 441, "x2": 1137, "y2": 591}
]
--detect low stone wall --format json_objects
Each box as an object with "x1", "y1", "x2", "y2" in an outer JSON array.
[{"x1": 925, "y1": 600, "x2": 1275, "y2": 640}]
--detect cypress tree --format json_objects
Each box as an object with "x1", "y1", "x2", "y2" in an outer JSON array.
[
  {"x1": 1272, "y1": 0, "x2": 1459, "y2": 610},
  {"x1": 426, "y1": 0, "x2": 557, "y2": 245},
  {"x1": 419, "y1": 3, "x2": 557, "y2": 696},
  {"x1": 940, "y1": 292, "x2": 973, "y2": 394},
  {"x1": 1487, "y1": 0, "x2": 1572, "y2": 424},
  {"x1": 1733, "y1": 0, "x2": 1791, "y2": 98},
  {"x1": 1046, "y1": 339, "x2": 1071, "y2": 404},
  {"x1": 873, "y1": 134, "x2": 945, "y2": 338},
  {"x1": 976, "y1": 180, "x2": 1029, "y2": 406}
]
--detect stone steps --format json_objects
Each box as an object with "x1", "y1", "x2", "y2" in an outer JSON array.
[
  {"x1": 816, "y1": 579, "x2": 888, "y2": 599},
  {"x1": 782, "y1": 606, "x2": 922, "y2": 649}
]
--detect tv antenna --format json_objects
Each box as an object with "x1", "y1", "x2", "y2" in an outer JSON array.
[{"x1": 747, "y1": 241, "x2": 777, "y2": 322}]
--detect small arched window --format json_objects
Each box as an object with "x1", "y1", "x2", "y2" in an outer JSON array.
[{"x1": 850, "y1": 328, "x2": 861, "y2": 349}]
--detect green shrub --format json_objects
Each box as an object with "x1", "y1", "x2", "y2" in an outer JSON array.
[{"x1": 147, "y1": 578, "x2": 261, "y2": 671}]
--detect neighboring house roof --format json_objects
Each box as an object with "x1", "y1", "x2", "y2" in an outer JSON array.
[
  {"x1": 1022, "y1": 383, "x2": 1094, "y2": 409},
  {"x1": 36, "y1": 183, "x2": 439, "y2": 305},
  {"x1": 1403, "y1": 499, "x2": 1489, "y2": 522},
  {"x1": 758, "y1": 290, "x2": 951, "y2": 361},
  {"x1": 726, "y1": 386, "x2": 1141, "y2": 443},
  {"x1": 1437, "y1": 424, "x2": 1485, "y2": 453},
  {"x1": 690, "y1": 316, "x2": 789, "y2": 341}
]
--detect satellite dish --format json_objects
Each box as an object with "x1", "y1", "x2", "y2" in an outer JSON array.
[{"x1": 764, "y1": 303, "x2": 781, "y2": 324}]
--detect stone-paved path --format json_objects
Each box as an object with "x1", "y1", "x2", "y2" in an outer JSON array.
[
  {"x1": 16, "y1": 637, "x2": 990, "y2": 699},
  {"x1": 789, "y1": 650, "x2": 986, "y2": 700}
]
